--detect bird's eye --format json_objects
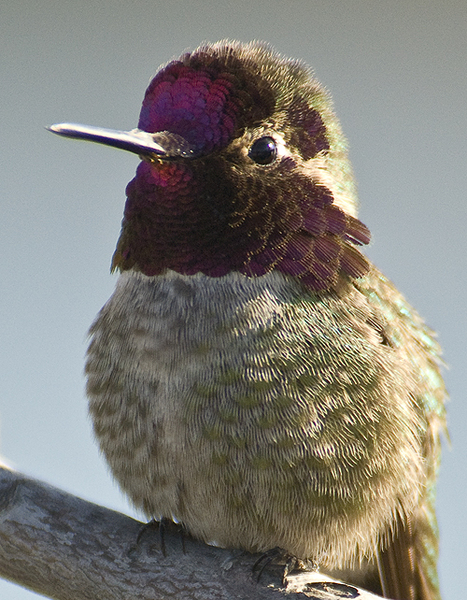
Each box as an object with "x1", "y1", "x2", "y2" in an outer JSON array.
[{"x1": 248, "y1": 136, "x2": 277, "y2": 165}]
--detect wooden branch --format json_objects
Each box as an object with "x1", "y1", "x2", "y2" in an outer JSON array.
[{"x1": 0, "y1": 466, "x2": 382, "y2": 600}]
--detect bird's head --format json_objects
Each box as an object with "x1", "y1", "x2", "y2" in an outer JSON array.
[{"x1": 49, "y1": 41, "x2": 370, "y2": 291}]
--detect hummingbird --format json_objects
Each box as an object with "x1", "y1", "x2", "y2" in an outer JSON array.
[{"x1": 49, "y1": 41, "x2": 446, "y2": 600}]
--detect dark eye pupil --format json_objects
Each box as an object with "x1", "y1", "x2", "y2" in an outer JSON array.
[{"x1": 248, "y1": 136, "x2": 277, "y2": 165}]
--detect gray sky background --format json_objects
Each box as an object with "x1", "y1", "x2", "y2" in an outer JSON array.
[{"x1": 1, "y1": 2, "x2": 465, "y2": 598}]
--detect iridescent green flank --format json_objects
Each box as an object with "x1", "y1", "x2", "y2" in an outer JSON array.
[{"x1": 357, "y1": 271, "x2": 446, "y2": 598}]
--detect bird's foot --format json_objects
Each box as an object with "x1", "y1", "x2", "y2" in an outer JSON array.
[
  {"x1": 135, "y1": 517, "x2": 188, "y2": 556},
  {"x1": 253, "y1": 548, "x2": 311, "y2": 585}
]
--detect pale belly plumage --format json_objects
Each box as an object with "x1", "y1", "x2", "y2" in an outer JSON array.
[{"x1": 85, "y1": 268, "x2": 428, "y2": 568}]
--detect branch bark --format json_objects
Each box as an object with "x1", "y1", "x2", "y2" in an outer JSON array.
[{"x1": 0, "y1": 466, "x2": 382, "y2": 600}]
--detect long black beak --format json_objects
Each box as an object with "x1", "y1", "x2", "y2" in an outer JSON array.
[{"x1": 47, "y1": 123, "x2": 198, "y2": 159}]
